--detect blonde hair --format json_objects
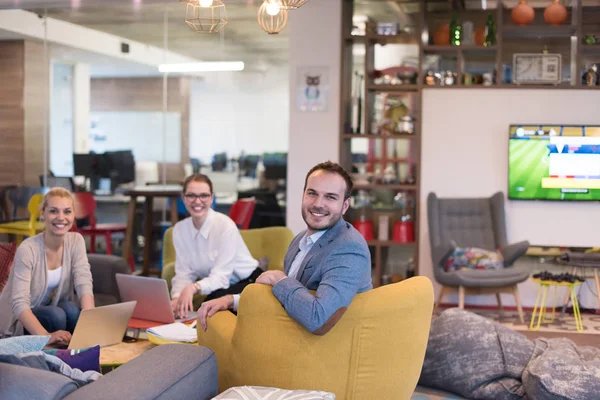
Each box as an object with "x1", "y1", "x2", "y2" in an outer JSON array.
[{"x1": 41, "y1": 187, "x2": 74, "y2": 212}]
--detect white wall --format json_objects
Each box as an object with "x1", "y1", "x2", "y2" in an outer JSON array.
[
  {"x1": 50, "y1": 62, "x2": 74, "y2": 177},
  {"x1": 419, "y1": 88, "x2": 600, "y2": 308},
  {"x1": 188, "y1": 65, "x2": 289, "y2": 164},
  {"x1": 287, "y1": 0, "x2": 342, "y2": 234}
]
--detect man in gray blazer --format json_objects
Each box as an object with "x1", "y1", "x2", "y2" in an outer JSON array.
[{"x1": 198, "y1": 161, "x2": 372, "y2": 335}]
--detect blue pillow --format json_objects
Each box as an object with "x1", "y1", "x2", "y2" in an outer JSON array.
[{"x1": 0, "y1": 335, "x2": 50, "y2": 356}]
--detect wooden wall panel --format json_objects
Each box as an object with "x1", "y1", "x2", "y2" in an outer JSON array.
[
  {"x1": 0, "y1": 41, "x2": 25, "y2": 186},
  {"x1": 90, "y1": 76, "x2": 191, "y2": 165},
  {"x1": 23, "y1": 40, "x2": 49, "y2": 186}
]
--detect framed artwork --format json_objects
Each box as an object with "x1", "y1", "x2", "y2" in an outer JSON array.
[{"x1": 296, "y1": 66, "x2": 330, "y2": 112}]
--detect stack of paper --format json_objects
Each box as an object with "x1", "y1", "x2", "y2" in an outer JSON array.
[{"x1": 146, "y1": 322, "x2": 197, "y2": 343}]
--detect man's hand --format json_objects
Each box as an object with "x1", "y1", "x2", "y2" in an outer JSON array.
[
  {"x1": 256, "y1": 270, "x2": 288, "y2": 286},
  {"x1": 175, "y1": 283, "x2": 198, "y2": 319},
  {"x1": 198, "y1": 295, "x2": 233, "y2": 332}
]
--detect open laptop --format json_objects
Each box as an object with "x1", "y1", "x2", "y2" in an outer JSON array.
[
  {"x1": 115, "y1": 273, "x2": 197, "y2": 324},
  {"x1": 68, "y1": 301, "x2": 137, "y2": 349}
]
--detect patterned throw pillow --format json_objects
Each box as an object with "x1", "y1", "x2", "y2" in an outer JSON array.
[
  {"x1": 444, "y1": 247, "x2": 504, "y2": 272},
  {"x1": 0, "y1": 335, "x2": 51, "y2": 356},
  {"x1": 214, "y1": 386, "x2": 336, "y2": 399},
  {"x1": 43, "y1": 345, "x2": 100, "y2": 372}
]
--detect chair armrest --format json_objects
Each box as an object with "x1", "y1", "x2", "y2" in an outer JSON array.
[
  {"x1": 65, "y1": 344, "x2": 218, "y2": 400},
  {"x1": 197, "y1": 311, "x2": 237, "y2": 392},
  {"x1": 500, "y1": 240, "x2": 530, "y2": 267},
  {"x1": 432, "y1": 240, "x2": 456, "y2": 267}
]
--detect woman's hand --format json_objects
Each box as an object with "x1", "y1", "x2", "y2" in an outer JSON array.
[
  {"x1": 175, "y1": 283, "x2": 198, "y2": 319},
  {"x1": 48, "y1": 330, "x2": 72, "y2": 346}
]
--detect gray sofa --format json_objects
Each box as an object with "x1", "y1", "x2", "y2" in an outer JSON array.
[
  {"x1": 0, "y1": 344, "x2": 218, "y2": 400},
  {"x1": 88, "y1": 253, "x2": 129, "y2": 306}
]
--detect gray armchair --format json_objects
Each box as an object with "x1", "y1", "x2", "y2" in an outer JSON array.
[{"x1": 427, "y1": 192, "x2": 530, "y2": 323}]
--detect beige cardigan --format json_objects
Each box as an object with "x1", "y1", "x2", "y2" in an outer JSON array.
[{"x1": 0, "y1": 232, "x2": 94, "y2": 338}]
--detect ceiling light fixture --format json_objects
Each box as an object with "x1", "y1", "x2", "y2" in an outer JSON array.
[
  {"x1": 279, "y1": 0, "x2": 309, "y2": 10},
  {"x1": 158, "y1": 61, "x2": 245, "y2": 73},
  {"x1": 258, "y1": 0, "x2": 288, "y2": 35},
  {"x1": 185, "y1": 0, "x2": 227, "y2": 34}
]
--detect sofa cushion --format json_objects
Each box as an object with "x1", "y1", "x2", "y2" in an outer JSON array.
[
  {"x1": 0, "y1": 335, "x2": 50, "y2": 355},
  {"x1": 444, "y1": 246, "x2": 504, "y2": 272},
  {"x1": 215, "y1": 386, "x2": 336, "y2": 399}
]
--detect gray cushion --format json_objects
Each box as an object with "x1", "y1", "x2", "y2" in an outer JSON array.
[
  {"x1": 437, "y1": 265, "x2": 531, "y2": 287},
  {"x1": 0, "y1": 361, "x2": 78, "y2": 400},
  {"x1": 65, "y1": 344, "x2": 218, "y2": 400},
  {"x1": 419, "y1": 308, "x2": 532, "y2": 400}
]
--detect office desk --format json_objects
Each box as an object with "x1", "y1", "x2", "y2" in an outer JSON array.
[{"x1": 123, "y1": 186, "x2": 181, "y2": 276}]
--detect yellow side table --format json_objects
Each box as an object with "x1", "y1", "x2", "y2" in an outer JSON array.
[{"x1": 529, "y1": 278, "x2": 583, "y2": 332}]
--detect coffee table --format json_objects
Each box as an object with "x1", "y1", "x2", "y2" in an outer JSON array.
[{"x1": 100, "y1": 339, "x2": 156, "y2": 372}]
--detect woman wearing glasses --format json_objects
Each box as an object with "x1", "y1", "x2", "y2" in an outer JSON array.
[{"x1": 170, "y1": 174, "x2": 264, "y2": 319}]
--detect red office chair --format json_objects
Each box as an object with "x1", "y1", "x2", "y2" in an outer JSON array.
[
  {"x1": 73, "y1": 192, "x2": 135, "y2": 272},
  {"x1": 229, "y1": 198, "x2": 256, "y2": 229}
]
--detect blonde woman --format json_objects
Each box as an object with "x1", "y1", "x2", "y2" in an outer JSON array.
[{"x1": 0, "y1": 187, "x2": 94, "y2": 346}]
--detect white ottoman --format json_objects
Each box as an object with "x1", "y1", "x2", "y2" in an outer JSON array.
[{"x1": 214, "y1": 386, "x2": 336, "y2": 399}]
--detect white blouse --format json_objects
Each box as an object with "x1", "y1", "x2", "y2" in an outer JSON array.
[{"x1": 41, "y1": 266, "x2": 63, "y2": 306}]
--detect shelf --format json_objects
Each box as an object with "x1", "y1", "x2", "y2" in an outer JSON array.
[
  {"x1": 367, "y1": 84, "x2": 420, "y2": 92},
  {"x1": 502, "y1": 25, "x2": 576, "y2": 39},
  {"x1": 343, "y1": 133, "x2": 419, "y2": 139},
  {"x1": 420, "y1": 83, "x2": 590, "y2": 90},
  {"x1": 344, "y1": 34, "x2": 365, "y2": 43},
  {"x1": 354, "y1": 184, "x2": 417, "y2": 190},
  {"x1": 366, "y1": 33, "x2": 418, "y2": 45},
  {"x1": 423, "y1": 45, "x2": 497, "y2": 52},
  {"x1": 581, "y1": 45, "x2": 600, "y2": 56},
  {"x1": 367, "y1": 240, "x2": 416, "y2": 248}
]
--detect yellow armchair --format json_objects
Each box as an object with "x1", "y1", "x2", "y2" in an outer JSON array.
[
  {"x1": 198, "y1": 276, "x2": 434, "y2": 399},
  {"x1": 161, "y1": 226, "x2": 295, "y2": 306}
]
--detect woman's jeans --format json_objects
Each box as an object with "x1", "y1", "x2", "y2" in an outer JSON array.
[{"x1": 30, "y1": 300, "x2": 81, "y2": 334}]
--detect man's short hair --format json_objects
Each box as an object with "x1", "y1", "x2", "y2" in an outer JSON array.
[{"x1": 303, "y1": 161, "x2": 354, "y2": 200}]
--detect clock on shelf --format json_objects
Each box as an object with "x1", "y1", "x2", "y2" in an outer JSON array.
[{"x1": 512, "y1": 53, "x2": 562, "y2": 85}]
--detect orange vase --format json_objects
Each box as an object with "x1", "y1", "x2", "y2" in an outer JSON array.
[
  {"x1": 511, "y1": 0, "x2": 535, "y2": 25},
  {"x1": 433, "y1": 24, "x2": 450, "y2": 45},
  {"x1": 474, "y1": 26, "x2": 486, "y2": 46},
  {"x1": 544, "y1": 0, "x2": 567, "y2": 25}
]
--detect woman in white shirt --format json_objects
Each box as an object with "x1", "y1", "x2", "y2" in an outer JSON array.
[
  {"x1": 171, "y1": 174, "x2": 264, "y2": 319},
  {"x1": 0, "y1": 188, "x2": 94, "y2": 345}
]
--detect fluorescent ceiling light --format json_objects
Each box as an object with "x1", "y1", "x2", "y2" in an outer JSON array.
[{"x1": 158, "y1": 61, "x2": 245, "y2": 73}]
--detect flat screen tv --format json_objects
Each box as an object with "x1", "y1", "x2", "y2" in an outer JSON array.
[{"x1": 508, "y1": 124, "x2": 600, "y2": 201}]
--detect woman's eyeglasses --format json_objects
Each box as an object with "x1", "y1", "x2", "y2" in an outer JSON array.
[{"x1": 183, "y1": 193, "x2": 212, "y2": 201}]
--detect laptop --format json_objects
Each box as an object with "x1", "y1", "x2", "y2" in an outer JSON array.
[
  {"x1": 115, "y1": 273, "x2": 197, "y2": 324},
  {"x1": 68, "y1": 301, "x2": 137, "y2": 349}
]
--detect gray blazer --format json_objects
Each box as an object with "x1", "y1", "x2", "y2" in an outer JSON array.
[
  {"x1": 0, "y1": 233, "x2": 94, "y2": 338},
  {"x1": 272, "y1": 218, "x2": 372, "y2": 333}
]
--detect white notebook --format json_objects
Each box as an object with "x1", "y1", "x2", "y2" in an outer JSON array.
[{"x1": 146, "y1": 322, "x2": 197, "y2": 343}]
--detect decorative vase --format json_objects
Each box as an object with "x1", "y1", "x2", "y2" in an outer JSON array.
[
  {"x1": 433, "y1": 24, "x2": 450, "y2": 45},
  {"x1": 474, "y1": 26, "x2": 486, "y2": 45},
  {"x1": 544, "y1": 0, "x2": 567, "y2": 25},
  {"x1": 511, "y1": 0, "x2": 535, "y2": 26}
]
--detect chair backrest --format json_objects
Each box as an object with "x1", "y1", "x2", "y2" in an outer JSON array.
[
  {"x1": 0, "y1": 242, "x2": 17, "y2": 292},
  {"x1": 27, "y1": 194, "x2": 44, "y2": 230},
  {"x1": 223, "y1": 277, "x2": 434, "y2": 398},
  {"x1": 7, "y1": 186, "x2": 45, "y2": 220},
  {"x1": 228, "y1": 198, "x2": 256, "y2": 229},
  {"x1": 73, "y1": 192, "x2": 98, "y2": 226}
]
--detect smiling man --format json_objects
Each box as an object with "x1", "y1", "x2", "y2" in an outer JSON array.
[{"x1": 198, "y1": 161, "x2": 372, "y2": 335}]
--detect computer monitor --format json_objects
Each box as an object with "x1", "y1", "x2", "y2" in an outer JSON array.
[
  {"x1": 211, "y1": 153, "x2": 228, "y2": 172},
  {"x1": 262, "y1": 152, "x2": 287, "y2": 181},
  {"x1": 73, "y1": 153, "x2": 97, "y2": 179},
  {"x1": 104, "y1": 150, "x2": 135, "y2": 186}
]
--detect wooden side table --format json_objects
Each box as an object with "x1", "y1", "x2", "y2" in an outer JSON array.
[{"x1": 122, "y1": 186, "x2": 181, "y2": 276}]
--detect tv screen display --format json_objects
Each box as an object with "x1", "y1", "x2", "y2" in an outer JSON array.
[{"x1": 508, "y1": 124, "x2": 600, "y2": 201}]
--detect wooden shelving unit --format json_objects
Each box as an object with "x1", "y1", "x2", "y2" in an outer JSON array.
[{"x1": 340, "y1": 0, "x2": 600, "y2": 287}]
